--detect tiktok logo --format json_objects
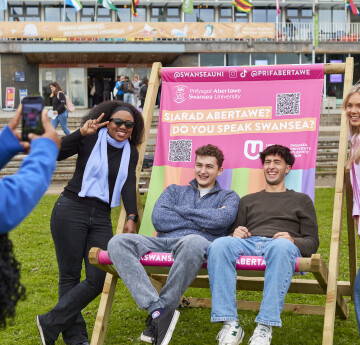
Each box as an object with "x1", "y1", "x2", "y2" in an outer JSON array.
[{"x1": 244, "y1": 140, "x2": 263, "y2": 160}]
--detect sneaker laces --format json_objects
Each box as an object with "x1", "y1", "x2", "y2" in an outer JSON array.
[{"x1": 248, "y1": 326, "x2": 272, "y2": 345}]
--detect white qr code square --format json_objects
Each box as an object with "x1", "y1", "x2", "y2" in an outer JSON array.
[
  {"x1": 276, "y1": 92, "x2": 300, "y2": 116},
  {"x1": 168, "y1": 140, "x2": 192, "y2": 162}
]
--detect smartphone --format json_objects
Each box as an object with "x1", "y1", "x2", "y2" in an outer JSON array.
[{"x1": 21, "y1": 96, "x2": 44, "y2": 141}]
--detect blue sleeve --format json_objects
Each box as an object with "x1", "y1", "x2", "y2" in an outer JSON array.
[
  {"x1": 151, "y1": 185, "x2": 200, "y2": 233},
  {"x1": 0, "y1": 137, "x2": 58, "y2": 233},
  {"x1": 0, "y1": 126, "x2": 24, "y2": 169},
  {"x1": 173, "y1": 191, "x2": 240, "y2": 230}
]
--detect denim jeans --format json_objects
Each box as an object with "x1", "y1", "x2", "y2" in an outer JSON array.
[
  {"x1": 123, "y1": 92, "x2": 132, "y2": 104},
  {"x1": 40, "y1": 195, "x2": 113, "y2": 344},
  {"x1": 207, "y1": 236, "x2": 301, "y2": 327},
  {"x1": 108, "y1": 233, "x2": 210, "y2": 312},
  {"x1": 354, "y1": 266, "x2": 360, "y2": 336},
  {"x1": 51, "y1": 110, "x2": 70, "y2": 136}
]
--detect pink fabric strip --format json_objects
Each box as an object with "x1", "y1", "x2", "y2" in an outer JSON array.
[{"x1": 98, "y1": 251, "x2": 301, "y2": 272}]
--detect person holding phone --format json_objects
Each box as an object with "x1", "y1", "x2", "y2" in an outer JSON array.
[
  {"x1": 36, "y1": 100, "x2": 144, "y2": 345},
  {"x1": 49, "y1": 81, "x2": 71, "y2": 136},
  {"x1": 0, "y1": 105, "x2": 60, "y2": 328}
]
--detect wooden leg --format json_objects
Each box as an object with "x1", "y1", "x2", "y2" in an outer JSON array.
[{"x1": 90, "y1": 273, "x2": 118, "y2": 345}]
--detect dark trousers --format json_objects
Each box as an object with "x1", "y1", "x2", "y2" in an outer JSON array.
[
  {"x1": 40, "y1": 195, "x2": 113, "y2": 344},
  {"x1": 116, "y1": 93, "x2": 124, "y2": 101}
]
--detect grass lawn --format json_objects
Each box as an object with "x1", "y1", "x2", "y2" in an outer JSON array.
[{"x1": 1, "y1": 188, "x2": 360, "y2": 344}]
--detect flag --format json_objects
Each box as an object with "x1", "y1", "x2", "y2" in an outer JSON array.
[
  {"x1": 97, "y1": 0, "x2": 118, "y2": 12},
  {"x1": 131, "y1": 0, "x2": 139, "y2": 17},
  {"x1": 346, "y1": 0, "x2": 360, "y2": 15},
  {"x1": 276, "y1": 0, "x2": 280, "y2": 16},
  {"x1": 65, "y1": 0, "x2": 82, "y2": 12},
  {"x1": 182, "y1": 0, "x2": 194, "y2": 15},
  {"x1": 0, "y1": 0, "x2": 7, "y2": 11},
  {"x1": 233, "y1": 0, "x2": 252, "y2": 13}
]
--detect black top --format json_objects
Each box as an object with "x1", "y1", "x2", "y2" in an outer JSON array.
[
  {"x1": 51, "y1": 92, "x2": 66, "y2": 114},
  {"x1": 59, "y1": 129, "x2": 138, "y2": 214}
]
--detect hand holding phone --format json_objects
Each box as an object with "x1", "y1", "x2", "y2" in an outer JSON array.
[
  {"x1": 8, "y1": 104, "x2": 61, "y2": 153},
  {"x1": 21, "y1": 96, "x2": 44, "y2": 142}
]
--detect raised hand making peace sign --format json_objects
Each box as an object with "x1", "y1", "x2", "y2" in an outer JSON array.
[{"x1": 79, "y1": 113, "x2": 109, "y2": 136}]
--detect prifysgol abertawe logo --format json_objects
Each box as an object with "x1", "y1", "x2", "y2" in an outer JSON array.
[{"x1": 173, "y1": 85, "x2": 188, "y2": 104}]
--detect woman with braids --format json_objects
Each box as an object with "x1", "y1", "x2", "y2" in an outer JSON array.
[
  {"x1": 36, "y1": 100, "x2": 144, "y2": 345},
  {"x1": 0, "y1": 107, "x2": 60, "y2": 328}
]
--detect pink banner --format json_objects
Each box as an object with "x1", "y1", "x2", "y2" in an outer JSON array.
[{"x1": 98, "y1": 251, "x2": 301, "y2": 272}]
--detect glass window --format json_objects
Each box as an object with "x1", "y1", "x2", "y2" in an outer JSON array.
[
  {"x1": 301, "y1": 54, "x2": 324, "y2": 64},
  {"x1": 286, "y1": 7, "x2": 312, "y2": 23},
  {"x1": 200, "y1": 8, "x2": 215, "y2": 22},
  {"x1": 133, "y1": 7, "x2": 146, "y2": 22},
  {"x1": 219, "y1": 7, "x2": 232, "y2": 23},
  {"x1": 41, "y1": 69, "x2": 66, "y2": 106},
  {"x1": 27, "y1": 7, "x2": 39, "y2": 15},
  {"x1": 227, "y1": 53, "x2": 250, "y2": 66},
  {"x1": 81, "y1": 7, "x2": 95, "y2": 22},
  {"x1": 117, "y1": 7, "x2": 131, "y2": 22},
  {"x1": 151, "y1": 7, "x2": 181, "y2": 22},
  {"x1": 185, "y1": 7, "x2": 214, "y2": 22},
  {"x1": 200, "y1": 53, "x2": 224, "y2": 67},
  {"x1": 277, "y1": 53, "x2": 300, "y2": 64},
  {"x1": 168, "y1": 8, "x2": 179, "y2": 16},
  {"x1": 251, "y1": 53, "x2": 275, "y2": 65},
  {"x1": 45, "y1": 6, "x2": 61, "y2": 21},
  {"x1": 235, "y1": 11, "x2": 248, "y2": 22},
  {"x1": 63, "y1": 8, "x2": 76, "y2": 22},
  {"x1": 0, "y1": 11, "x2": 4, "y2": 21},
  {"x1": 69, "y1": 68, "x2": 85, "y2": 107}
]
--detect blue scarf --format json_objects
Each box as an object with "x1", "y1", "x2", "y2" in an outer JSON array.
[{"x1": 78, "y1": 127, "x2": 130, "y2": 208}]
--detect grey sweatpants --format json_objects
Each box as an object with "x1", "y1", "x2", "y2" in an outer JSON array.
[{"x1": 107, "y1": 234, "x2": 210, "y2": 312}]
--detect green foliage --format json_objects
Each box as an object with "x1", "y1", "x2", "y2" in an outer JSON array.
[{"x1": 0, "y1": 189, "x2": 359, "y2": 344}]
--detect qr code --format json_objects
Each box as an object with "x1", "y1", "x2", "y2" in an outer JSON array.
[
  {"x1": 276, "y1": 92, "x2": 300, "y2": 116},
  {"x1": 168, "y1": 140, "x2": 192, "y2": 162}
]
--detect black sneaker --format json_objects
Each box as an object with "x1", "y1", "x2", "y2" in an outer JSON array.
[
  {"x1": 140, "y1": 315, "x2": 155, "y2": 343},
  {"x1": 151, "y1": 309, "x2": 180, "y2": 345},
  {"x1": 36, "y1": 315, "x2": 55, "y2": 345}
]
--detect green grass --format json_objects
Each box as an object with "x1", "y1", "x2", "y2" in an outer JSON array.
[{"x1": 1, "y1": 189, "x2": 360, "y2": 344}]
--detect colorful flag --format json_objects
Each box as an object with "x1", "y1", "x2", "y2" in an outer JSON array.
[
  {"x1": 65, "y1": 0, "x2": 82, "y2": 12},
  {"x1": 0, "y1": 0, "x2": 7, "y2": 11},
  {"x1": 131, "y1": 0, "x2": 139, "y2": 17},
  {"x1": 345, "y1": 0, "x2": 360, "y2": 15},
  {"x1": 97, "y1": 0, "x2": 118, "y2": 12},
  {"x1": 182, "y1": 0, "x2": 194, "y2": 15},
  {"x1": 276, "y1": 0, "x2": 280, "y2": 16},
  {"x1": 233, "y1": 0, "x2": 252, "y2": 13}
]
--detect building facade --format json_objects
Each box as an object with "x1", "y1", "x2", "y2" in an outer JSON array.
[{"x1": 0, "y1": 0, "x2": 359, "y2": 108}]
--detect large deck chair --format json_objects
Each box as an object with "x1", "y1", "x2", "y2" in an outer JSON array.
[{"x1": 89, "y1": 58, "x2": 354, "y2": 345}]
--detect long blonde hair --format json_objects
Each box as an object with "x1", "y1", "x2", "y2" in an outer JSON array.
[{"x1": 344, "y1": 84, "x2": 360, "y2": 166}]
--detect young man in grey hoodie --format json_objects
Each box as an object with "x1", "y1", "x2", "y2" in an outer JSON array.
[{"x1": 107, "y1": 144, "x2": 240, "y2": 345}]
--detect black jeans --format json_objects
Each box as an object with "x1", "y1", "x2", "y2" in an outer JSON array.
[{"x1": 40, "y1": 195, "x2": 113, "y2": 344}]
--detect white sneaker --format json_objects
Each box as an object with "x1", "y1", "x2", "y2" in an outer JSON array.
[
  {"x1": 216, "y1": 323, "x2": 245, "y2": 345},
  {"x1": 248, "y1": 324, "x2": 272, "y2": 345}
]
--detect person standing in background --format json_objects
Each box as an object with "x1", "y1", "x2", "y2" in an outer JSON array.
[
  {"x1": 116, "y1": 76, "x2": 125, "y2": 101},
  {"x1": 49, "y1": 82, "x2": 71, "y2": 136},
  {"x1": 121, "y1": 76, "x2": 135, "y2": 105},
  {"x1": 103, "y1": 77, "x2": 111, "y2": 102},
  {"x1": 132, "y1": 74, "x2": 141, "y2": 107}
]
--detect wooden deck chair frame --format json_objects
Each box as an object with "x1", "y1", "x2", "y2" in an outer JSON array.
[{"x1": 89, "y1": 58, "x2": 355, "y2": 345}]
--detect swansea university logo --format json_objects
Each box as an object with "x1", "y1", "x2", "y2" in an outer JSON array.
[{"x1": 173, "y1": 85, "x2": 188, "y2": 104}]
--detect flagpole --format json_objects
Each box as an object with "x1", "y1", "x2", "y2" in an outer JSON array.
[
  {"x1": 95, "y1": 0, "x2": 98, "y2": 22},
  {"x1": 63, "y1": 0, "x2": 66, "y2": 22},
  {"x1": 312, "y1": 0, "x2": 315, "y2": 63}
]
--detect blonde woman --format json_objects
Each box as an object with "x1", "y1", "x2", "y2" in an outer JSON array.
[{"x1": 344, "y1": 84, "x2": 360, "y2": 335}]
